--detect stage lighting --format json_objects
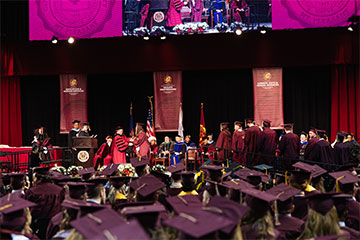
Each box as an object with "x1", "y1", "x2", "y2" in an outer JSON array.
[
  {"x1": 160, "y1": 35, "x2": 166, "y2": 40},
  {"x1": 67, "y1": 36, "x2": 75, "y2": 44},
  {"x1": 51, "y1": 36, "x2": 58, "y2": 44},
  {"x1": 259, "y1": 26, "x2": 267, "y2": 34},
  {"x1": 347, "y1": 15, "x2": 359, "y2": 32},
  {"x1": 348, "y1": 26, "x2": 354, "y2": 31},
  {"x1": 235, "y1": 27, "x2": 242, "y2": 36}
]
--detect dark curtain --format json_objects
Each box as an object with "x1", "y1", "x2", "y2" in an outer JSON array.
[
  {"x1": 331, "y1": 64, "x2": 360, "y2": 141},
  {"x1": 20, "y1": 75, "x2": 67, "y2": 146},
  {"x1": 283, "y1": 66, "x2": 332, "y2": 138},
  {"x1": 0, "y1": 77, "x2": 22, "y2": 146}
]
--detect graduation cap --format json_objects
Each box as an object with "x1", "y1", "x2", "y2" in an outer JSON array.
[
  {"x1": 317, "y1": 129, "x2": 327, "y2": 138},
  {"x1": 100, "y1": 164, "x2": 119, "y2": 176},
  {"x1": 309, "y1": 127, "x2": 317, "y2": 134},
  {"x1": 33, "y1": 166, "x2": 50, "y2": 176},
  {"x1": 305, "y1": 191, "x2": 338, "y2": 215},
  {"x1": 292, "y1": 162, "x2": 327, "y2": 179},
  {"x1": 165, "y1": 195, "x2": 202, "y2": 214},
  {"x1": 78, "y1": 167, "x2": 95, "y2": 180},
  {"x1": 290, "y1": 170, "x2": 312, "y2": 185},
  {"x1": 253, "y1": 164, "x2": 273, "y2": 174},
  {"x1": 207, "y1": 195, "x2": 249, "y2": 234},
  {"x1": 82, "y1": 122, "x2": 90, "y2": 126},
  {"x1": 51, "y1": 174, "x2": 72, "y2": 183},
  {"x1": 220, "y1": 122, "x2": 230, "y2": 128},
  {"x1": 242, "y1": 188, "x2": 277, "y2": 218},
  {"x1": 150, "y1": 170, "x2": 170, "y2": 184},
  {"x1": 311, "y1": 165, "x2": 327, "y2": 179},
  {"x1": 93, "y1": 219, "x2": 150, "y2": 240},
  {"x1": 115, "y1": 126, "x2": 123, "y2": 131},
  {"x1": 166, "y1": 163, "x2": 185, "y2": 174},
  {"x1": 332, "y1": 193, "x2": 353, "y2": 214},
  {"x1": 128, "y1": 174, "x2": 165, "y2": 198},
  {"x1": 120, "y1": 203, "x2": 166, "y2": 230},
  {"x1": 61, "y1": 198, "x2": 86, "y2": 210},
  {"x1": 62, "y1": 182, "x2": 94, "y2": 200},
  {"x1": 266, "y1": 183, "x2": 301, "y2": 213},
  {"x1": 283, "y1": 123, "x2": 293, "y2": 130},
  {"x1": 234, "y1": 168, "x2": 270, "y2": 185},
  {"x1": 109, "y1": 176, "x2": 131, "y2": 189},
  {"x1": 245, "y1": 118, "x2": 254, "y2": 124},
  {"x1": 136, "y1": 122, "x2": 145, "y2": 127},
  {"x1": 86, "y1": 177, "x2": 108, "y2": 186},
  {"x1": 163, "y1": 209, "x2": 234, "y2": 239},
  {"x1": 220, "y1": 179, "x2": 255, "y2": 191},
  {"x1": 8, "y1": 172, "x2": 25, "y2": 186},
  {"x1": 328, "y1": 170, "x2": 360, "y2": 193},
  {"x1": 262, "y1": 119, "x2": 272, "y2": 127},
  {"x1": 200, "y1": 164, "x2": 224, "y2": 181},
  {"x1": 130, "y1": 157, "x2": 149, "y2": 168},
  {"x1": 70, "y1": 208, "x2": 126, "y2": 239},
  {"x1": 72, "y1": 120, "x2": 80, "y2": 124},
  {"x1": 234, "y1": 121, "x2": 242, "y2": 127},
  {"x1": 0, "y1": 196, "x2": 37, "y2": 230},
  {"x1": 113, "y1": 201, "x2": 155, "y2": 212}
]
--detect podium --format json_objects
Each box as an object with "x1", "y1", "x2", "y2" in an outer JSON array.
[
  {"x1": 72, "y1": 137, "x2": 98, "y2": 168},
  {"x1": 149, "y1": 0, "x2": 169, "y2": 27}
]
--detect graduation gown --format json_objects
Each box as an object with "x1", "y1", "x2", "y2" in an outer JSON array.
[
  {"x1": 275, "y1": 214, "x2": 304, "y2": 240},
  {"x1": 310, "y1": 139, "x2": 334, "y2": 170},
  {"x1": 256, "y1": 128, "x2": 277, "y2": 166},
  {"x1": 304, "y1": 137, "x2": 318, "y2": 160},
  {"x1": 93, "y1": 142, "x2": 111, "y2": 168},
  {"x1": 215, "y1": 130, "x2": 232, "y2": 162},
  {"x1": 133, "y1": 131, "x2": 150, "y2": 158},
  {"x1": 232, "y1": 130, "x2": 246, "y2": 164},
  {"x1": 67, "y1": 129, "x2": 80, "y2": 148},
  {"x1": 334, "y1": 142, "x2": 351, "y2": 165},
  {"x1": 113, "y1": 134, "x2": 129, "y2": 164},
  {"x1": 25, "y1": 182, "x2": 65, "y2": 239},
  {"x1": 170, "y1": 142, "x2": 186, "y2": 165},
  {"x1": 278, "y1": 132, "x2": 300, "y2": 170},
  {"x1": 242, "y1": 224, "x2": 280, "y2": 240},
  {"x1": 244, "y1": 126, "x2": 261, "y2": 164},
  {"x1": 46, "y1": 212, "x2": 62, "y2": 240}
]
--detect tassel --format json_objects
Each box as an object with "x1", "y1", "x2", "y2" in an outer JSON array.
[
  {"x1": 274, "y1": 200, "x2": 280, "y2": 226},
  {"x1": 215, "y1": 183, "x2": 220, "y2": 196},
  {"x1": 336, "y1": 176, "x2": 345, "y2": 193},
  {"x1": 285, "y1": 171, "x2": 288, "y2": 185}
]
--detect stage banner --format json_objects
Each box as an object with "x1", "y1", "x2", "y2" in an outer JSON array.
[
  {"x1": 154, "y1": 71, "x2": 182, "y2": 132},
  {"x1": 60, "y1": 74, "x2": 87, "y2": 134},
  {"x1": 253, "y1": 68, "x2": 283, "y2": 128}
]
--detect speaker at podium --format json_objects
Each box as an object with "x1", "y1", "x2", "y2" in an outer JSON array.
[
  {"x1": 149, "y1": 0, "x2": 169, "y2": 27},
  {"x1": 72, "y1": 137, "x2": 98, "y2": 168}
]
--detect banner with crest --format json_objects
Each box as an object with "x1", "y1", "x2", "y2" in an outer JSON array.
[
  {"x1": 60, "y1": 74, "x2": 88, "y2": 133},
  {"x1": 253, "y1": 68, "x2": 283, "y2": 128},
  {"x1": 153, "y1": 71, "x2": 183, "y2": 132}
]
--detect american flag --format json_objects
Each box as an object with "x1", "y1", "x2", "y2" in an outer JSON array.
[{"x1": 146, "y1": 98, "x2": 155, "y2": 138}]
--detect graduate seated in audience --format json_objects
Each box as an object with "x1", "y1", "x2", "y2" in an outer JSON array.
[
  {"x1": 86, "y1": 177, "x2": 107, "y2": 205},
  {"x1": 9, "y1": 172, "x2": 27, "y2": 197},
  {"x1": 178, "y1": 171, "x2": 198, "y2": 196},
  {"x1": 166, "y1": 163, "x2": 185, "y2": 196}
]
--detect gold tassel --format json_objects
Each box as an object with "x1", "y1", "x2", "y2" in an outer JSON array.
[
  {"x1": 274, "y1": 200, "x2": 280, "y2": 226},
  {"x1": 336, "y1": 176, "x2": 345, "y2": 193},
  {"x1": 285, "y1": 171, "x2": 288, "y2": 185}
]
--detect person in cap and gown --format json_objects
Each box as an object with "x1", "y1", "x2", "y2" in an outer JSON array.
[
  {"x1": 170, "y1": 135, "x2": 187, "y2": 165},
  {"x1": 304, "y1": 127, "x2": 318, "y2": 160},
  {"x1": 78, "y1": 122, "x2": 90, "y2": 137},
  {"x1": 309, "y1": 130, "x2": 335, "y2": 170},
  {"x1": 157, "y1": 136, "x2": 173, "y2": 158},
  {"x1": 299, "y1": 131, "x2": 308, "y2": 160},
  {"x1": 133, "y1": 123, "x2": 150, "y2": 158},
  {"x1": 244, "y1": 119, "x2": 261, "y2": 166},
  {"x1": 232, "y1": 121, "x2": 246, "y2": 165},
  {"x1": 8, "y1": 172, "x2": 27, "y2": 198},
  {"x1": 256, "y1": 120, "x2": 277, "y2": 166},
  {"x1": 215, "y1": 122, "x2": 232, "y2": 164},
  {"x1": 30, "y1": 126, "x2": 53, "y2": 167},
  {"x1": 178, "y1": 171, "x2": 198, "y2": 196},
  {"x1": 333, "y1": 132, "x2": 351, "y2": 165},
  {"x1": 278, "y1": 124, "x2": 300, "y2": 171},
  {"x1": 190, "y1": 0, "x2": 204, "y2": 22},
  {"x1": 68, "y1": 120, "x2": 81, "y2": 165},
  {"x1": 200, "y1": 136, "x2": 216, "y2": 162},
  {"x1": 110, "y1": 126, "x2": 131, "y2": 164},
  {"x1": 166, "y1": 163, "x2": 185, "y2": 196},
  {"x1": 93, "y1": 135, "x2": 112, "y2": 169},
  {"x1": 25, "y1": 167, "x2": 65, "y2": 239},
  {"x1": 166, "y1": 0, "x2": 185, "y2": 28}
]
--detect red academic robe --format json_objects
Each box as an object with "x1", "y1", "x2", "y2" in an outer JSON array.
[
  {"x1": 278, "y1": 132, "x2": 300, "y2": 170},
  {"x1": 232, "y1": 130, "x2": 246, "y2": 164},
  {"x1": 215, "y1": 130, "x2": 232, "y2": 162},
  {"x1": 244, "y1": 125, "x2": 261, "y2": 165},
  {"x1": 112, "y1": 134, "x2": 129, "y2": 164},
  {"x1": 140, "y1": 3, "x2": 150, "y2": 27},
  {"x1": 134, "y1": 131, "x2": 150, "y2": 158},
  {"x1": 190, "y1": 0, "x2": 204, "y2": 22},
  {"x1": 304, "y1": 137, "x2": 318, "y2": 160},
  {"x1": 166, "y1": 0, "x2": 184, "y2": 27},
  {"x1": 93, "y1": 142, "x2": 111, "y2": 168},
  {"x1": 256, "y1": 128, "x2": 277, "y2": 166}
]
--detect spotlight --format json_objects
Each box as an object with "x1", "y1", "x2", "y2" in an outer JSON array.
[
  {"x1": 259, "y1": 26, "x2": 267, "y2": 34},
  {"x1": 235, "y1": 27, "x2": 242, "y2": 36},
  {"x1": 143, "y1": 36, "x2": 150, "y2": 40},
  {"x1": 348, "y1": 26, "x2": 354, "y2": 32},
  {"x1": 160, "y1": 35, "x2": 166, "y2": 40},
  {"x1": 67, "y1": 36, "x2": 75, "y2": 44},
  {"x1": 160, "y1": 31, "x2": 167, "y2": 40},
  {"x1": 51, "y1": 36, "x2": 58, "y2": 44}
]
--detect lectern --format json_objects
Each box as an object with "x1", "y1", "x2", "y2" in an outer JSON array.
[
  {"x1": 149, "y1": 0, "x2": 169, "y2": 27},
  {"x1": 72, "y1": 137, "x2": 98, "y2": 168}
]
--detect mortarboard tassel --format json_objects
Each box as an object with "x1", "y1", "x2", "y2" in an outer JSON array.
[
  {"x1": 336, "y1": 176, "x2": 345, "y2": 193},
  {"x1": 285, "y1": 171, "x2": 288, "y2": 185},
  {"x1": 215, "y1": 182, "x2": 220, "y2": 196},
  {"x1": 273, "y1": 200, "x2": 280, "y2": 226}
]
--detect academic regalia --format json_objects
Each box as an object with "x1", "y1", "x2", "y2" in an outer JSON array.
[
  {"x1": 133, "y1": 131, "x2": 150, "y2": 158},
  {"x1": 211, "y1": 0, "x2": 225, "y2": 24},
  {"x1": 140, "y1": 3, "x2": 149, "y2": 27},
  {"x1": 200, "y1": 143, "x2": 216, "y2": 161},
  {"x1": 25, "y1": 182, "x2": 65, "y2": 239},
  {"x1": 310, "y1": 139, "x2": 335, "y2": 170},
  {"x1": 278, "y1": 132, "x2": 300, "y2": 170},
  {"x1": 112, "y1": 134, "x2": 129, "y2": 164},
  {"x1": 68, "y1": 128, "x2": 80, "y2": 148},
  {"x1": 232, "y1": 129, "x2": 246, "y2": 165},
  {"x1": 230, "y1": 0, "x2": 249, "y2": 23},
  {"x1": 157, "y1": 141, "x2": 172, "y2": 155},
  {"x1": 78, "y1": 130, "x2": 90, "y2": 137},
  {"x1": 341, "y1": 225, "x2": 360, "y2": 240},
  {"x1": 256, "y1": 128, "x2": 277, "y2": 166},
  {"x1": 166, "y1": 0, "x2": 184, "y2": 27},
  {"x1": 215, "y1": 130, "x2": 232, "y2": 162},
  {"x1": 244, "y1": 125, "x2": 261, "y2": 165},
  {"x1": 93, "y1": 141, "x2": 111, "y2": 168},
  {"x1": 170, "y1": 142, "x2": 186, "y2": 165},
  {"x1": 46, "y1": 211, "x2": 62, "y2": 240},
  {"x1": 166, "y1": 183, "x2": 183, "y2": 196},
  {"x1": 190, "y1": 0, "x2": 204, "y2": 22},
  {"x1": 304, "y1": 137, "x2": 319, "y2": 160},
  {"x1": 275, "y1": 214, "x2": 305, "y2": 239},
  {"x1": 334, "y1": 142, "x2": 351, "y2": 165}
]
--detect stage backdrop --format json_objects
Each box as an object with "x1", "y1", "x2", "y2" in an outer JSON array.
[
  {"x1": 60, "y1": 74, "x2": 87, "y2": 133},
  {"x1": 154, "y1": 71, "x2": 183, "y2": 132},
  {"x1": 253, "y1": 68, "x2": 284, "y2": 128}
]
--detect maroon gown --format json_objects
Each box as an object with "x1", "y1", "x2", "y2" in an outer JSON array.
[
  {"x1": 304, "y1": 137, "x2": 318, "y2": 160},
  {"x1": 310, "y1": 139, "x2": 335, "y2": 170},
  {"x1": 256, "y1": 128, "x2": 277, "y2": 166},
  {"x1": 275, "y1": 214, "x2": 305, "y2": 240},
  {"x1": 113, "y1": 134, "x2": 129, "y2": 164},
  {"x1": 134, "y1": 131, "x2": 150, "y2": 158},
  {"x1": 278, "y1": 132, "x2": 300, "y2": 170},
  {"x1": 232, "y1": 130, "x2": 246, "y2": 164},
  {"x1": 333, "y1": 142, "x2": 351, "y2": 165},
  {"x1": 215, "y1": 130, "x2": 232, "y2": 162},
  {"x1": 244, "y1": 125, "x2": 261, "y2": 165},
  {"x1": 93, "y1": 142, "x2": 111, "y2": 168}
]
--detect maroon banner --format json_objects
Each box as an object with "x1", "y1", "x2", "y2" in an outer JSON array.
[
  {"x1": 154, "y1": 71, "x2": 182, "y2": 132},
  {"x1": 253, "y1": 68, "x2": 284, "y2": 128},
  {"x1": 60, "y1": 74, "x2": 87, "y2": 133}
]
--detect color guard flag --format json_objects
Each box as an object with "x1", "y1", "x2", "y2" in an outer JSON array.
[
  {"x1": 129, "y1": 102, "x2": 134, "y2": 136},
  {"x1": 178, "y1": 103, "x2": 184, "y2": 138},
  {"x1": 146, "y1": 97, "x2": 156, "y2": 138}
]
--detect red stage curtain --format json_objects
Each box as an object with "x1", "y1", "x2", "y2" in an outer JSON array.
[
  {"x1": 1, "y1": 47, "x2": 22, "y2": 146},
  {"x1": 331, "y1": 64, "x2": 360, "y2": 142}
]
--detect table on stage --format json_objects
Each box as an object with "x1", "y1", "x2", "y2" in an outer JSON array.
[{"x1": 0, "y1": 147, "x2": 63, "y2": 172}]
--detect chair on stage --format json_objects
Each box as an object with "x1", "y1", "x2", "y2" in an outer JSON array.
[
  {"x1": 153, "y1": 155, "x2": 170, "y2": 167},
  {"x1": 185, "y1": 147, "x2": 199, "y2": 170}
]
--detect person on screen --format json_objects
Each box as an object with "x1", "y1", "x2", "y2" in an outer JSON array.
[
  {"x1": 210, "y1": 0, "x2": 225, "y2": 24},
  {"x1": 139, "y1": 0, "x2": 150, "y2": 27},
  {"x1": 166, "y1": 0, "x2": 186, "y2": 28},
  {"x1": 230, "y1": 0, "x2": 249, "y2": 23},
  {"x1": 190, "y1": 0, "x2": 204, "y2": 22}
]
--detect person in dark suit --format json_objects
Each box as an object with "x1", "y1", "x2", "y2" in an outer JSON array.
[{"x1": 278, "y1": 124, "x2": 300, "y2": 171}]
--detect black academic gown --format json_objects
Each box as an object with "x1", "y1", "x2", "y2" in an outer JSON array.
[
  {"x1": 278, "y1": 132, "x2": 300, "y2": 170},
  {"x1": 310, "y1": 139, "x2": 334, "y2": 170}
]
